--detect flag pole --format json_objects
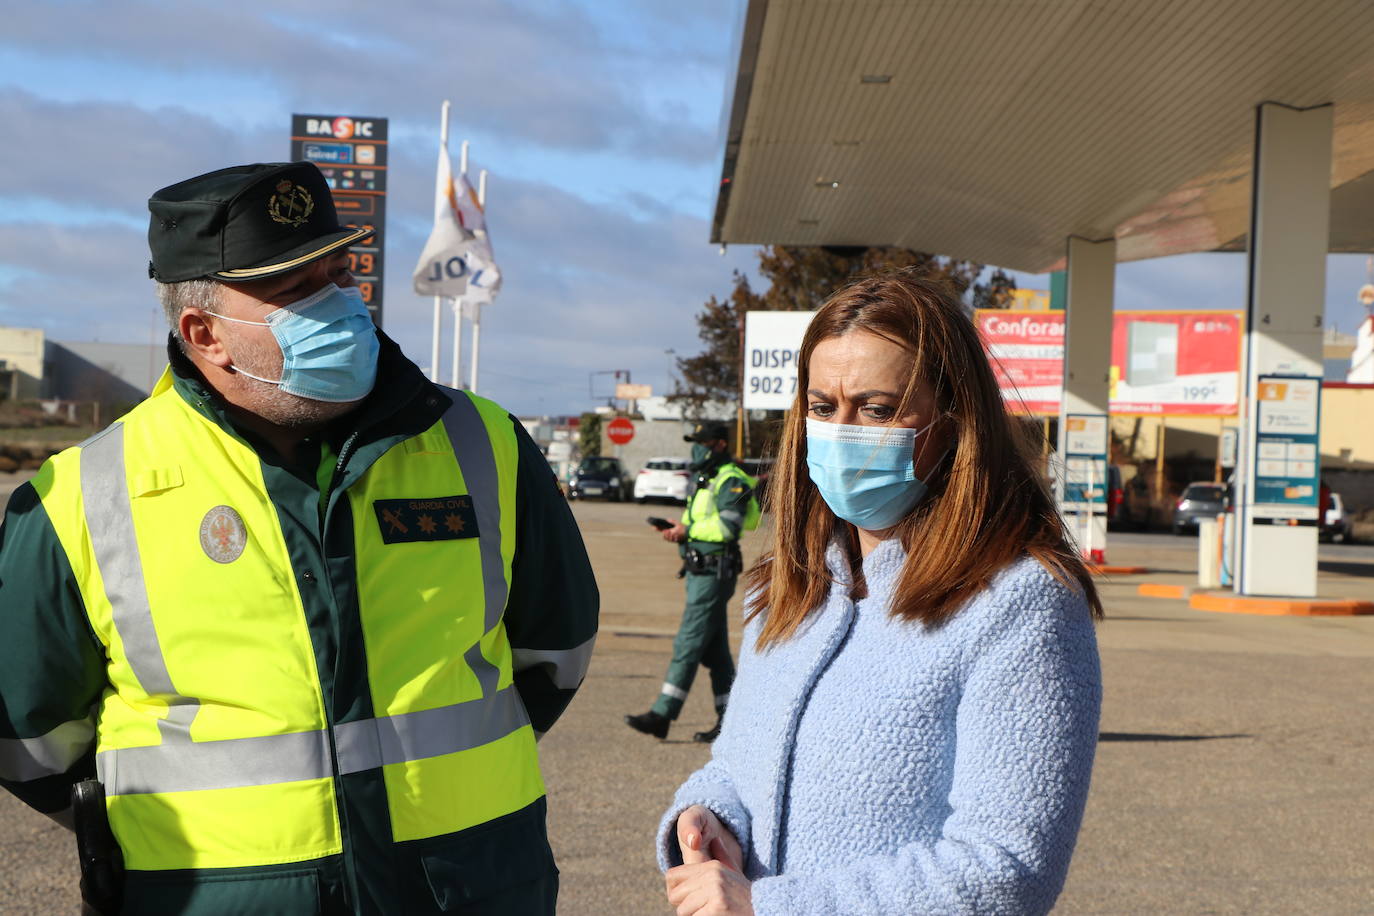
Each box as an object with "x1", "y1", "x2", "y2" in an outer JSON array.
[
  {"x1": 458, "y1": 300, "x2": 469, "y2": 387},
  {"x1": 430, "y1": 101, "x2": 451, "y2": 383},
  {"x1": 452, "y1": 140, "x2": 472, "y2": 389},
  {"x1": 469, "y1": 169, "x2": 488, "y2": 394}
]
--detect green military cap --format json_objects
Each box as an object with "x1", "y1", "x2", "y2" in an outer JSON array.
[
  {"x1": 147, "y1": 161, "x2": 374, "y2": 283},
  {"x1": 684, "y1": 421, "x2": 731, "y2": 443}
]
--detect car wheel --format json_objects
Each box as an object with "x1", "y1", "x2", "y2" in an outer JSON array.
[
  {"x1": 1333, "y1": 529, "x2": 1346, "y2": 544},
  {"x1": 1172, "y1": 524, "x2": 1185, "y2": 536}
]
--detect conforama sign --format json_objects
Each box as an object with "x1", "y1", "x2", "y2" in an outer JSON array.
[
  {"x1": 976, "y1": 311, "x2": 1066, "y2": 415},
  {"x1": 975, "y1": 309, "x2": 1243, "y2": 416},
  {"x1": 1109, "y1": 311, "x2": 1242, "y2": 415}
]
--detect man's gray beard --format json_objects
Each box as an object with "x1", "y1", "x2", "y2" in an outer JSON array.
[{"x1": 227, "y1": 330, "x2": 360, "y2": 428}]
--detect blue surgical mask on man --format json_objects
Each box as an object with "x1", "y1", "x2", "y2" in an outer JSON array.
[
  {"x1": 211, "y1": 283, "x2": 379, "y2": 403},
  {"x1": 805, "y1": 417, "x2": 944, "y2": 530}
]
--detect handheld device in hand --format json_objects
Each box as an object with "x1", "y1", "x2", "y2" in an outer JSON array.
[{"x1": 646, "y1": 516, "x2": 674, "y2": 531}]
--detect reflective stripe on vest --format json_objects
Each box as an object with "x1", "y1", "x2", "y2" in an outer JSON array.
[
  {"x1": 82, "y1": 423, "x2": 200, "y2": 747},
  {"x1": 95, "y1": 688, "x2": 528, "y2": 794},
  {"x1": 84, "y1": 395, "x2": 526, "y2": 798}
]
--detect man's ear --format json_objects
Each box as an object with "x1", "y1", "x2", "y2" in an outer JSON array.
[{"x1": 180, "y1": 310, "x2": 232, "y2": 369}]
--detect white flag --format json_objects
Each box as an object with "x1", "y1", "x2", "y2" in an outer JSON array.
[
  {"x1": 455, "y1": 170, "x2": 501, "y2": 306},
  {"x1": 413, "y1": 145, "x2": 480, "y2": 297}
]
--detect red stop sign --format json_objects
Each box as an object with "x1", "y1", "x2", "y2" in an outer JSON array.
[{"x1": 607, "y1": 417, "x2": 635, "y2": 445}]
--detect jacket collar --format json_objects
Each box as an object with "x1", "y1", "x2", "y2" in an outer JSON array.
[
  {"x1": 161, "y1": 329, "x2": 439, "y2": 458},
  {"x1": 824, "y1": 535, "x2": 905, "y2": 588}
]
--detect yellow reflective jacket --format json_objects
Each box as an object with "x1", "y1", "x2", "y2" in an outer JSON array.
[
  {"x1": 33, "y1": 369, "x2": 540, "y2": 871},
  {"x1": 682, "y1": 461, "x2": 760, "y2": 545}
]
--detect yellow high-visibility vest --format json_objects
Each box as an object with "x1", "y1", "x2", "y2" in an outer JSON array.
[
  {"x1": 34, "y1": 371, "x2": 543, "y2": 870},
  {"x1": 682, "y1": 463, "x2": 759, "y2": 544}
]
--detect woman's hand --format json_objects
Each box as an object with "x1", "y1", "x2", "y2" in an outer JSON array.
[
  {"x1": 665, "y1": 860, "x2": 753, "y2": 915},
  {"x1": 666, "y1": 807, "x2": 750, "y2": 915},
  {"x1": 676, "y1": 805, "x2": 742, "y2": 870}
]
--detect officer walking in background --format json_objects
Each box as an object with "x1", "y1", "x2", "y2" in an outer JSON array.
[
  {"x1": 625, "y1": 421, "x2": 757, "y2": 743},
  {"x1": 0, "y1": 161, "x2": 598, "y2": 915}
]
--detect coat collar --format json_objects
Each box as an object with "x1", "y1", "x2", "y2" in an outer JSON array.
[{"x1": 161, "y1": 329, "x2": 440, "y2": 462}]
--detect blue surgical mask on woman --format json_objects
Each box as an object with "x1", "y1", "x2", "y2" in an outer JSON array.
[
  {"x1": 805, "y1": 417, "x2": 943, "y2": 530},
  {"x1": 212, "y1": 283, "x2": 379, "y2": 402}
]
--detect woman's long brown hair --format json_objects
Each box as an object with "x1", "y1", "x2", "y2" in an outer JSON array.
[{"x1": 746, "y1": 270, "x2": 1103, "y2": 647}]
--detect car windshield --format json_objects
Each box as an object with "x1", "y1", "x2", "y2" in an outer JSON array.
[
  {"x1": 578, "y1": 459, "x2": 619, "y2": 475},
  {"x1": 647, "y1": 460, "x2": 685, "y2": 471},
  {"x1": 1184, "y1": 485, "x2": 1225, "y2": 502}
]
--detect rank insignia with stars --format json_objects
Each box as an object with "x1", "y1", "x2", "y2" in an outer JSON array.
[{"x1": 373, "y1": 496, "x2": 479, "y2": 544}]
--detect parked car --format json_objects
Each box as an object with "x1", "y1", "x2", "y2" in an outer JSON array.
[
  {"x1": 1320, "y1": 491, "x2": 1353, "y2": 543},
  {"x1": 634, "y1": 457, "x2": 691, "y2": 504},
  {"x1": 1172, "y1": 481, "x2": 1229, "y2": 535},
  {"x1": 568, "y1": 456, "x2": 630, "y2": 501}
]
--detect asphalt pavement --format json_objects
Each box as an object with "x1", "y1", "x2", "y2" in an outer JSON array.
[{"x1": 1, "y1": 479, "x2": 1371, "y2": 913}]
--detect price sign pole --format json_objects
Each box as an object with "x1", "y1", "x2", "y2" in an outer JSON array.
[
  {"x1": 1061, "y1": 414, "x2": 1109, "y2": 565},
  {"x1": 290, "y1": 113, "x2": 388, "y2": 326}
]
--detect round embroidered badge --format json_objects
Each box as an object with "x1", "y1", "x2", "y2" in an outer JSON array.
[{"x1": 199, "y1": 506, "x2": 247, "y2": 564}]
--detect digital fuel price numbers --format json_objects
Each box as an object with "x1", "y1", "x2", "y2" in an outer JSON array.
[{"x1": 291, "y1": 114, "x2": 389, "y2": 326}]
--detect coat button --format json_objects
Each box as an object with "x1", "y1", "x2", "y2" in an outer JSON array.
[{"x1": 301, "y1": 569, "x2": 316, "y2": 582}]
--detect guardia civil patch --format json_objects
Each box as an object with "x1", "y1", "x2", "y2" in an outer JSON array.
[
  {"x1": 374, "y1": 496, "x2": 479, "y2": 544},
  {"x1": 200, "y1": 505, "x2": 247, "y2": 564}
]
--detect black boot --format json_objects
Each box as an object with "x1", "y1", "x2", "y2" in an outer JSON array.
[
  {"x1": 624, "y1": 710, "x2": 670, "y2": 739},
  {"x1": 693, "y1": 715, "x2": 723, "y2": 743}
]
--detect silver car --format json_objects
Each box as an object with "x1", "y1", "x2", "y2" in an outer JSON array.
[{"x1": 1172, "y1": 482, "x2": 1229, "y2": 536}]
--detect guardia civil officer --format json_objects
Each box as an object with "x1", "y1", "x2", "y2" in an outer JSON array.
[
  {"x1": 625, "y1": 421, "x2": 758, "y2": 743},
  {"x1": 0, "y1": 161, "x2": 598, "y2": 915}
]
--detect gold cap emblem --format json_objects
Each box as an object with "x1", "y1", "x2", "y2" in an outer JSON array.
[{"x1": 267, "y1": 181, "x2": 314, "y2": 228}]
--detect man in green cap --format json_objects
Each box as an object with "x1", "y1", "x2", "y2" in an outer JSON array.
[
  {"x1": 0, "y1": 161, "x2": 598, "y2": 915},
  {"x1": 625, "y1": 421, "x2": 758, "y2": 743}
]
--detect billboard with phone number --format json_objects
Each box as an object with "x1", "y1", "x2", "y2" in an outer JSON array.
[{"x1": 975, "y1": 309, "x2": 1243, "y2": 416}]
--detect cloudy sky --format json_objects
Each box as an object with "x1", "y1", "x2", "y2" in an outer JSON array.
[{"x1": 2, "y1": 0, "x2": 1370, "y2": 417}]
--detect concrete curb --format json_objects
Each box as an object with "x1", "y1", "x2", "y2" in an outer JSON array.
[
  {"x1": 1189, "y1": 592, "x2": 1374, "y2": 617},
  {"x1": 1137, "y1": 583, "x2": 1373, "y2": 615},
  {"x1": 1089, "y1": 564, "x2": 1149, "y2": 576},
  {"x1": 1137, "y1": 583, "x2": 1193, "y2": 599}
]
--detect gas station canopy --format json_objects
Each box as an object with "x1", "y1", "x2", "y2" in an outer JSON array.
[{"x1": 713, "y1": 0, "x2": 1374, "y2": 272}]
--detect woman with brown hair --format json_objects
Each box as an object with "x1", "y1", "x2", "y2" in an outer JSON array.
[{"x1": 657, "y1": 270, "x2": 1103, "y2": 915}]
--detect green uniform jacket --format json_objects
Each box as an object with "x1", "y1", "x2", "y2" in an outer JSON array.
[{"x1": 0, "y1": 333, "x2": 599, "y2": 914}]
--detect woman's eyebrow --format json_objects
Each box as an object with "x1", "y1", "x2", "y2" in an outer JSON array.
[{"x1": 807, "y1": 387, "x2": 902, "y2": 400}]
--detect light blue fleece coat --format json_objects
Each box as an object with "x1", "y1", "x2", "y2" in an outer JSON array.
[{"x1": 657, "y1": 540, "x2": 1102, "y2": 915}]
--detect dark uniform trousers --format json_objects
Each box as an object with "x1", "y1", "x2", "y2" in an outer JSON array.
[{"x1": 651, "y1": 565, "x2": 737, "y2": 720}]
